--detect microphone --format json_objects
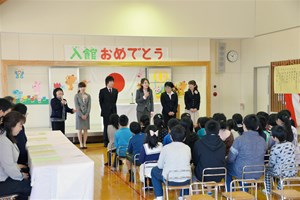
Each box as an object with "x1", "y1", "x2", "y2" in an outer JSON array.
[{"x1": 130, "y1": 92, "x2": 135, "y2": 104}]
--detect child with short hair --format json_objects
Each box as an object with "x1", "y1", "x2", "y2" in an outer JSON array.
[
  {"x1": 196, "y1": 117, "x2": 209, "y2": 139},
  {"x1": 151, "y1": 125, "x2": 191, "y2": 200},
  {"x1": 140, "y1": 114, "x2": 150, "y2": 133},
  {"x1": 113, "y1": 115, "x2": 132, "y2": 169},
  {"x1": 265, "y1": 126, "x2": 296, "y2": 194},
  {"x1": 0, "y1": 98, "x2": 12, "y2": 122},
  {"x1": 126, "y1": 121, "x2": 145, "y2": 182},
  {"x1": 226, "y1": 114, "x2": 267, "y2": 191},
  {"x1": 162, "y1": 118, "x2": 179, "y2": 145}
]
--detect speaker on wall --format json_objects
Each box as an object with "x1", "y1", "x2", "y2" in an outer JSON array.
[{"x1": 216, "y1": 42, "x2": 226, "y2": 74}]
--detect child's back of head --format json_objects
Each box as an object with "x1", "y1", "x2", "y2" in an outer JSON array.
[
  {"x1": 243, "y1": 114, "x2": 259, "y2": 132},
  {"x1": 130, "y1": 121, "x2": 141, "y2": 135},
  {"x1": 145, "y1": 125, "x2": 159, "y2": 149},
  {"x1": 119, "y1": 115, "x2": 129, "y2": 127},
  {"x1": 167, "y1": 118, "x2": 179, "y2": 132},
  {"x1": 170, "y1": 125, "x2": 186, "y2": 142},
  {"x1": 205, "y1": 120, "x2": 220, "y2": 135}
]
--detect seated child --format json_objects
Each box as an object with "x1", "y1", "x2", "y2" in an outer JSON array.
[
  {"x1": 265, "y1": 126, "x2": 296, "y2": 194},
  {"x1": 226, "y1": 114, "x2": 267, "y2": 191},
  {"x1": 140, "y1": 114, "x2": 150, "y2": 133},
  {"x1": 232, "y1": 113, "x2": 244, "y2": 135},
  {"x1": 196, "y1": 117, "x2": 209, "y2": 139},
  {"x1": 153, "y1": 114, "x2": 168, "y2": 143},
  {"x1": 106, "y1": 114, "x2": 119, "y2": 166},
  {"x1": 139, "y1": 125, "x2": 163, "y2": 186},
  {"x1": 162, "y1": 118, "x2": 180, "y2": 145},
  {"x1": 113, "y1": 115, "x2": 132, "y2": 169},
  {"x1": 226, "y1": 119, "x2": 240, "y2": 139},
  {"x1": 151, "y1": 124, "x2": 191, "y2": 200},
  {"x1": 193, "y1": 120, "x2": 226, "y2": 182},
  {"x1": 126, "y1": 121, "x2": 145, "y2": 182},
  {"x1": 213, "y1": 113, "x2": 234, "y2": 156}
]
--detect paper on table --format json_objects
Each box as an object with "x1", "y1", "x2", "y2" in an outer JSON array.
[
  {"x1": 26, "y1": 137, "x2": 47, "y2": 142},
  {"x1": 31, "y1": 155, "x2": 61, "y2": 164},
  {"x1": 27, "y1": 144, "x2": 53, "y2": 152},
  {"x1": 29, "y1": 149, "x2": 56, "y2": 156}
]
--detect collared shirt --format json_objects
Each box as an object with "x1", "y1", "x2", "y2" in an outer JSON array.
[{"x1": 167, "y1": 91, "x2": 174, "y2": 100}]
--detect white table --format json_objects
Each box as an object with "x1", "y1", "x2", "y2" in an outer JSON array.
[{"x1": 27, "y1": 131, "x2": 94, "y2": 200}]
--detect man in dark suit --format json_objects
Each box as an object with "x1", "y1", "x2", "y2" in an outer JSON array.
[{"x1": 99, "y1": 76, "x2": 118, "y2": 147}]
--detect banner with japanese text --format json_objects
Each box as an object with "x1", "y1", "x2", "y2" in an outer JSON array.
[{"x1": 65, "y1": 45, "x2": 168, "y2": 61}]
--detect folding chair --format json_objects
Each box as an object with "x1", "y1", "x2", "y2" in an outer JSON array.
[
  {"x1": 165, "y1": 169, "x2": 192, "y2": 200},
  {"x1": 189, "y1": 182, "x2": 218, "y2": 200},
  {"x1": 202, "y1": 167, "x2": 227, "y2": 193},
  {"x1": 130, "y1": 153, "x2": 140, "y2": 184},
  {"x1": 116, "y1": 146, "x2": 128, "y2": 171},
  {"x1": 141, "y1": 160, "x2": 158, "y2": 196},
  {"x1": 242, "y1": 165, "x2": 267, "y2": 200},
  {"x1": 222, "y1": 179, "x2": 257, "y2": 200},
  {"x1": 272, "y1": 176, "x2": 300, "y2": 199},
  {"x1": 0, "y1": 195, "x2": 18, "y2": 200},
  {"x1": 107, "y1": 148, "x2": 116, "y2": 167}
]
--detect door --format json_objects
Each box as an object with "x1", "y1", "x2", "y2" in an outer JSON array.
[{"x1": 254, "y1": 67, "x2": 270, "y2": 113}]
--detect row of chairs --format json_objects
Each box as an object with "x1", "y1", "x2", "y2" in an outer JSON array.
[{"x1": 109, "y1": 146, "x2": 300, "y2": 199}]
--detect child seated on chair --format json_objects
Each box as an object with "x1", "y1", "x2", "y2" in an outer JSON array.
[
  {"x1": 226, "y1": 114, "x2": 267, "y2": 192},
  {"x1": 265, "y1": 125, "x2": 296, "y2": 194},
  {"x1": 106, "y1": 114, "x2": 119, "y2": 166},
  {"x1": 139, "y1": 125, "x2": 163, "y2": 187},
  {"x1": 113, "y1": 115, "x2": 132, "y2": 169},
  {"x1": 192, "y1": 120, "x2": 226, "y2": 182},
  {"x1": 162, "y1": 118, "x2": 180, "y2": 145},
  {"x1": 151, "y1": 124, "x2": 191, "y2": 200},
  {"x1": 126, "y1": 121, "x2": 145, "y2": 182},
  {"x1": 196, "y1": 117, "x2": 209, "y2": 139}
]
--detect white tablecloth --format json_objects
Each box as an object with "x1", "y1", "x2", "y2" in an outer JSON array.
[{"x1": 27, "y1": 131, "x2": 94, "y2": 200}]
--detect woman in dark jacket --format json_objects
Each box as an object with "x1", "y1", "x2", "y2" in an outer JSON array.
[
  {"x1": 160, "y1": 82, "x2": 178, "y2": 126},
  {"x1": 50, "y1": 88, "x2": 75, "y2": 134},
  {"x1": 184, "y1": 80, "x2": 200, "y2": 126}
]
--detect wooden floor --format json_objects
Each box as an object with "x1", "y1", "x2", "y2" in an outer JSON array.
[{"x1": 81, "y1": 143, "x2": 295, "y2": 200}]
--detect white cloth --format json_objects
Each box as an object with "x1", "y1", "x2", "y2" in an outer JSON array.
[{"x1": 27, "y1": 131, "x2": 94, "y2": 200}]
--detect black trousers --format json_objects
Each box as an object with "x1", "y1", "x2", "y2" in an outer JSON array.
[
  {"x1": 0, "y1": 177, "x2": 31, "y2": 200},
  {"x1": 102, "y1": 116, "x2": 109, "y2": 146},
  {"x1": 51, "y1": 121, "x2": 65, "y2": 134},
  {"x1": 163, "y1": 113, "x2": 176, "y2": 127}
]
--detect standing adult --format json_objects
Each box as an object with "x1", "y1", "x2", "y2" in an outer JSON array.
[
  {"x1": 160, "y1": 82, "x2": 178, "y2": 126},
  {"x1": 184, "y1": 80, "x2": 200, "y2": 125},
  {"x1": 75, "y1": 82, "x2": 91, "y2": 149},
  {"x1": 136, "y1": 78, "x2": 154, "y2": 122},
  {"x1": 99, "y1": 76, "x2": 118, "y2": 147}
]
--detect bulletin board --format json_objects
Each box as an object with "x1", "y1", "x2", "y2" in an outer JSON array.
[
  {"x1": 2, "y1": 60, "x2": 211, "y2": 129},
  {"x1": 271, "y1": 59, "x2": 300, "y2": 112}
]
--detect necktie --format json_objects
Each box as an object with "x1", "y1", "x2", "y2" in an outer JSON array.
[{"x1": 109, "y1": 89, "x2": 112, "y2": 93}]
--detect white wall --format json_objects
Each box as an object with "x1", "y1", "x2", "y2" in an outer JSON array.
[
  {"x1": 240, "y1": 27, "x2": 300, "y2": 115},
  {"x1": 255, "y1": 0, "x2": 300, "y2": 36},
  {"x1": 210, "y1": 39, "x2": 243, "y2": 118},
  {"x1": 0, "y1": 0, "x2": 255, "y2": 38}
]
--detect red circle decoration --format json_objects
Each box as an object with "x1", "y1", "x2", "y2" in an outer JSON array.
[
  {"x1": 108, "y1": 73, "x2": 125, "y2": 92},
  {"x1": 213, "y1": 92, "x2": 218, "y2": 97}
]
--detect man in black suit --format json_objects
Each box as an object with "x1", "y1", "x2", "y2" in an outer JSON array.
[{"x1": 99, "y1": 76, "x2": 118, "y2": 147}]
